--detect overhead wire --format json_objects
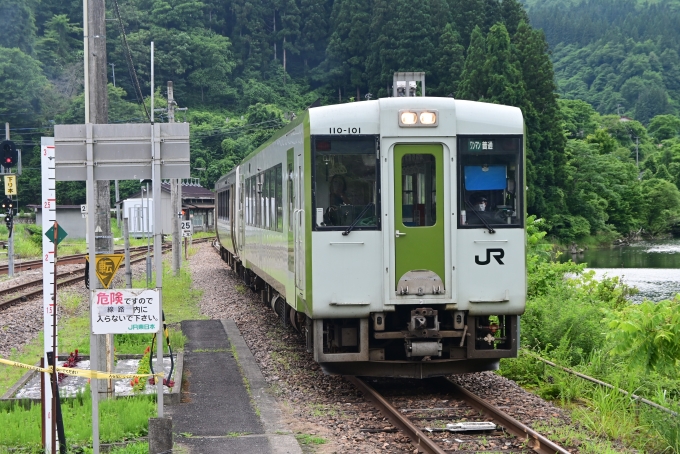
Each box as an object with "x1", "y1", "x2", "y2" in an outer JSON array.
[{"x1": 112, "y1": 0, "x2": 151, "y2": 122}]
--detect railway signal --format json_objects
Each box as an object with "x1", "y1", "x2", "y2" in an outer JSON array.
[
  {"x1": 2, "y1": 196, "x2": 13, "y2": 235},
  {"x1": 0, "y1": 140, "x2": 17, "y2": 169},
  {"x1": 4, "y1": 212, "x2": 12, "y2": 231}
]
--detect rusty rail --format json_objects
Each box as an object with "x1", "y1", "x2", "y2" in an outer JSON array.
[
  {"x1": 346, "y1": 376, "x2": 447, "y2": 454},
  {"x1": 443, "y1": 377, "x2": 571, "y2": 454}
]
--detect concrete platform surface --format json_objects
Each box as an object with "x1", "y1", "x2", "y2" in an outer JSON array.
[{"x1": 166, "y1": 320, "x2": 301, "y2": 454}]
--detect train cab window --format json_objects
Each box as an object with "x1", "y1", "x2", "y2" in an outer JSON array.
[
  {"x1": 458, "y1": 136, "x2": 523, "y2": 228},
  {"x1": 313, "y1": 136, "x2": 380, "y2": 230},
  {"x1": 401, "y1": 154, "x2": 436, "y2": 227}
]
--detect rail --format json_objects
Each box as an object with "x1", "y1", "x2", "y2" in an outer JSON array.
[
  {"x1": 0, "y1": 237, "x2": 214, "y2": 309},
  {"x1": 442, "y1": 377, "x2": 570, "y2": 454},
  {"x1": 346, "y1": 376, "x2": 447, "y2": 454},
  {"x1": 347, "y1": 375, "x2": 570, "y2": 454},
  {"x1": 527, "y1": 352, "x2": 678, "y2": 417}
]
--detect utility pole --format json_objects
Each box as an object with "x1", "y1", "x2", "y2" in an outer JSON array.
[
  {"x1": 115, "y1": 179, "x2": 120, "y2": 228},
  {"x1": 85, "y1": 1, "x2": 111, "y2": 452},
  {"x1": 169, "y1": 81, "x2": 181, "y2": 275},
  {"x1": 86, "y1": 0, "x2": 112, "y2": 257},
  {"x1": 109, "y1": 63, "x2": 115, "y2": 87}
]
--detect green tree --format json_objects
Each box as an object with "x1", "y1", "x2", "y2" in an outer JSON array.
[
  {"x1": 639, "y1": 177, "x2": 680, "y2": 236},
  {"x1": 57, "y1": 84, "x2": 141, "y2": 124},
  {"x1": 456, "y1": 26, "x2": 487, "y2": 100},
  {"x1": 562, "y1": 139, "x2": 642, "y2": 236},
  {"x1": 278, "y1": 0, "x2": 301, "y2": 77},
  {"x1": 323, "y1": 0, "x2": 371, "y2": 98},
  {"x1": 0, "y1": 0, "x2": 37, "y2": 54},
  {"x1": 558, "y1": 99, "x2": 599, "y2": 138},
  {"x1": 500, "y1": 0, "x2": 529, "y2": 36},
  {"x1": 483, "y1": 23, "x2": 523, "y2": 106},
  {"x1": 36, "y1": 14, "x2": 81, "y2": 79},
  {"x1": 513, "y1": 21, "x2": 567, "y2": 217},
  {"x1": 585, "y1": 129, "x2": 618, "y2": 155},
  {"x1": 648, "y1": 114, "x2": 680, "y2": 142},
  {"x1": 297, "y1": 0, "x2": 329, "y2": 73},
  {"x1": 366, "y1": 0, "x2": 436, "y2": 95},
  {"x1": 448, "y1": 0, "x2": 484, "y2": 48},
  {"x1": 0, "y1": 47, "x2": 49, "y2": 126},
  {"x1": 432, "y1": 23, "x2": 465, "y2": 96}
]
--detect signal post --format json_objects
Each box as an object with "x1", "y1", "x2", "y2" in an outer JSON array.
[{"x1": 1, "y1": 126, "x2": 19, "y2": 276}]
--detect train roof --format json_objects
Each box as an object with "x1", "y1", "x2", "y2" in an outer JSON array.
[
  {"x1": 308, "y1": 97, "x2": 523, "y2": 136},
  {"x1": 215, "y1": 98, "x2": 524, "y2": 188}
]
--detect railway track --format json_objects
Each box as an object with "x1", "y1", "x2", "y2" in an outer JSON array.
[
  {"x1": 0, "y1": 237, "x2": 214, "y2": 310},
  {"x1": 0, "y1": 244, "x2": 170, "y2": 276},
  {"x1": 347, "y1": 376, "x2": 570, "y2": 454}
]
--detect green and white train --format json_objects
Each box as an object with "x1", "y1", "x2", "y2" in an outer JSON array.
[{"x1": 215, "y1": 97, "x2": 526, "y2": 378}]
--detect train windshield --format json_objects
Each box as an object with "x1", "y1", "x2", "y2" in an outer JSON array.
[
  {"x1": 457, "y1": 136, "x2": 523, "y2": 228},
  {"x1": 312, "y1": 136, "x2": 379, "y2": 230}
]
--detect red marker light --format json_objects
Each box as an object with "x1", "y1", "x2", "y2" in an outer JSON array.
[{"x1": 316, "y1": 141, "x2": 331, "y2": 151}]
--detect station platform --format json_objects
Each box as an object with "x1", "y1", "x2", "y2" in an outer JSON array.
[{"x1": 167, "y1": 319, "x2": 301, "y2": 454}]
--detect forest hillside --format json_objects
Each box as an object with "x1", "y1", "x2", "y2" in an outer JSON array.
[
  {"x1": 1, "y1": 0, "x2": 680, "y2": 241},
  {"x1": 524, "y1": 0, "x2": 680, "y2": 122}
]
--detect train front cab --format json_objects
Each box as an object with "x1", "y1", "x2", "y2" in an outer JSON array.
[{"x1": 311, "y1": 99, "x2": 525, "y2": 377}]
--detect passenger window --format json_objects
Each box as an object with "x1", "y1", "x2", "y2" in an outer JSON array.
[
  {"x1": 313, "y1": 137, "x2": 380, "y2": 230},
  {"x1": 401, "y1": 154, "x2": 436, "y2": 227},
  {"x1": 458, "y1": 137, "x2": 522, "y2": 228}
]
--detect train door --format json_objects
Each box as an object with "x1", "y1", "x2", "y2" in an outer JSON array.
[
  {"x1": 238, "y1": 167, "x2": 245, "y2": 251},
  {"x1": 393, "y1": 144, "x2": 445, "y2": 294},
  {"x1": 294, "y1": 152, "x2": 305, "y2": 301}
]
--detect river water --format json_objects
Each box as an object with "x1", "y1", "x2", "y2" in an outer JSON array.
[{"x1": 560, "y1": 240, "x2": 680, "y2": 303}]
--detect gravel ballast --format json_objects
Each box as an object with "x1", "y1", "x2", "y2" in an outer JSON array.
[
  {"x1": 0, "y1": 244, "x2": 625, "y2": 453},
  {"x1": 188, "y1": 242, "x2": 617, "y2": 453}
]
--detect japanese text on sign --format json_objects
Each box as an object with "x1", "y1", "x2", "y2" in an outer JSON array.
[
  {"x1": 468, "y1": 140, "x2": 494, "y2": 151},
  {"x1": 91, "y1": 288, "x2": 160, "y2": 334},
  {"x1": 4, "y1": 175, "x2": 17, "y2": 195}
]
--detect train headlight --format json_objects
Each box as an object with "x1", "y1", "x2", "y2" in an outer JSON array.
[
  {"x1": 400, "y1": 111, "x2": 418, "y2": 125},
  {"x1": 398, "y1": 109, "x2": 439, "y2": 127},
  {"x1": 419, "y1": 111, "x2": 437, "y2": 125}
]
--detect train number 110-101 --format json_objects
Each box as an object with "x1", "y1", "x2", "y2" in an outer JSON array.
[{"x1": 329, "y1": 127, "x2": 361, "y2": 134}]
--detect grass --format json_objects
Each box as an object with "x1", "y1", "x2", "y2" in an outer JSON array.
[
  {"x1": 499, "y1": 351, "x2": 674, "y2": 453},
  {"x1": 295, "y1": 433, "x2": 327, "y2": 445},
  {"x1": 226, "y1": 431, "x2": 251, "y2": 437},
  {"x1": 0, "y1": 252, "x2": 207, "y2": 451},
  {"x1": 0, "y1": 393, "x2": 155, "y2": 452},
  {"x1": 0, "y1": 219, "x2": 214, "y2": 262},
  {"x1": 308, "y1": 403, "x2": 337, "y2": 418}
]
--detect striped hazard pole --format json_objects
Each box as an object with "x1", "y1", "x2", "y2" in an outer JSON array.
[{"x1": 41, "y1": 137, "x2": 57, "y2": 453}]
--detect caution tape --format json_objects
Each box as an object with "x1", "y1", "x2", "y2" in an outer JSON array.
[
  {"x1": 0, "y1": 357, "x2": 51, "y2": 373},
  {"x1": 55, "y1": 367, "x2": 163, "y2": 380},
  {"x1": 0, "y1": 357, "x2": 163, "y2": 380}
]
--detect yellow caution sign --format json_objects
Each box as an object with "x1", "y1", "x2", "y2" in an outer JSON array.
[
  {"x1": 4, "y1": 175, "x2": 16, "y2": 195},
  {"x1": 86, "y1": 254, "x2": 125, "y2": 289}
]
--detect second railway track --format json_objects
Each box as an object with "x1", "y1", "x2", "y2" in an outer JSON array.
[
  {"x1": 0, "y1": 237, "x2": 214, "y2": 309},
  {"x1": 347, "y1": 375, "x2": 570, "y2": 454},
  {"x1": 0, "y1": 243, "x2": 183, "y2": 276}
]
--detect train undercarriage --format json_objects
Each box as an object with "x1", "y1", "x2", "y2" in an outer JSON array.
[{"x1": 219, "y1": 246, "x2": 518, "y2": 378}]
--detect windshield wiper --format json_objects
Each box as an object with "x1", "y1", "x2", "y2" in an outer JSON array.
[
  {"x1": 342, "y1": 203, "x2": 375, "y2": 236},
  {"x1": 465, "y1": 201, "x2": 495, "y2": 234}
]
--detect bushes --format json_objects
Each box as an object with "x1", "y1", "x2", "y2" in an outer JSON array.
[{"x1": 521, "y1": 217, "x2": 635, "y2": 364}]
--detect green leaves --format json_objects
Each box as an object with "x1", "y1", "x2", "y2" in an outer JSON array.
[{"x1": 606, "y1": 298, "x2": 680, "y2": 377}]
